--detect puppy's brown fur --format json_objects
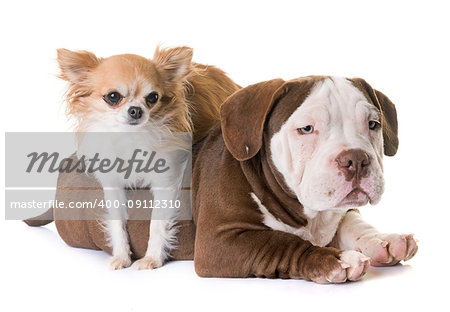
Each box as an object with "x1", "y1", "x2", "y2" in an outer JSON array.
[{"x1": 192, "y1": 77, "x2": 399, "y2": 280}]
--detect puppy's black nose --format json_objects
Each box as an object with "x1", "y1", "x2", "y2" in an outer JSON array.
[
  {"x1": 336, "y1": 149, "x2": 370, "y2": 183},
  {"x1": 128, "y1": 106, "x2": 143, "y2": 120}
]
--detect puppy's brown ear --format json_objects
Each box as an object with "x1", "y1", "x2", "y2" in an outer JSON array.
[
  {"x1": 352, "y1": 78, "x2": 399, "y2": 156},
  {"x1": 221, "y1": 79, "x2": 285, "y2": 161},
  {"x1": 153, "y1": 46, "x2": 193, "y2": 83},
  {"x1": 57, "y1": 49, "x2": 100, "y2": 83}
]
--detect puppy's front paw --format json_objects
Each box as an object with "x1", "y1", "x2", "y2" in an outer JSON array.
[
  {"x1": 108, "y1": 254, "x2": 132, "y2": 270},
  {"x1": 132, "y1": 256, "x2": 163, "y2": 270},
  {"x1": 358, "y1": 233, "x2": 418, "y2": 266},
  {"x1": 306, "y1": 248, "x2": 370, "y2": 284},
  {"x1": 317, "y1": 251, "x2": 369, "y2": 283},
  {"x1": 339, "y1": 250, "x2": 370, "y2": 281}
]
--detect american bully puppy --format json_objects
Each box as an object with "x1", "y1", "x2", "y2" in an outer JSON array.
[{"x1": 192, "y1": 76, "x2": 418, "y2": 283}]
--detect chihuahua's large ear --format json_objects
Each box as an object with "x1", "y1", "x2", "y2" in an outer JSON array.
[
  {"x1": 221, "y1": 79, "x2": 286, "y2": 161},
  {"x1": 352, "y1": 78, "x2": 399, "y2": 156},
  {"x1": 57, "y1": 49, "x2": 100, "y2": 83},
  {"x1": 153, "y1": 46, "x2": 193, "y2": 83}
]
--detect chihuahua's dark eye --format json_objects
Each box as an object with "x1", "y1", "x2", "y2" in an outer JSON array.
[
  {"x1": 145, "y1": 92, "x2": 159, "y2": 106},
  {"x1": 369, "y1": 120, "x2": 381, "y2": 130},
  {"x1": 103, "y1": 91, "x2": 123, "y2": 106}
]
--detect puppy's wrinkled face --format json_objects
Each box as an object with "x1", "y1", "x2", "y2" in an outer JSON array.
[
  {"x1": 270, "y1": 77, "x2": 385, "y2": 217},
  {"x1": 57, "y1": 47, "x2": 193, "y2": 132}
]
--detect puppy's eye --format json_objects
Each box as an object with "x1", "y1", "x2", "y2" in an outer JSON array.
[
  {"x1": 145, "y1": 92, "x2": 159, "y2": 106},
  {"x1": 103, "y1": 91, "x2": 123, "y2": 106},
  {"x1": 369, "y1": 120, "x2": 381, "y2": 130},
  {"x1": 297, "y1": 125, "x2": 314, "y2": 135}
]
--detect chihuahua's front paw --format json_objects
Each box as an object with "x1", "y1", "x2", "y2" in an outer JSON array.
[
  {"x1": 132, "y1": 256, "x2": 163, "y2": 270},
  {"x1": 108, "y1": 254, "x2": 132, "y2": 270},
  {"x1": 357, "y1": 233, "x2": 418, "y2": 266}
]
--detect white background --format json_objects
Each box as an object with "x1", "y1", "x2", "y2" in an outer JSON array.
[{"x1": 1, "y1": 0, "x2": 449, "y2": 311}]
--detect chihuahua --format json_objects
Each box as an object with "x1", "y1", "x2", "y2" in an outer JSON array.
[{"x1": 57, "y1": 46, "x2": 239, "y2": 270}]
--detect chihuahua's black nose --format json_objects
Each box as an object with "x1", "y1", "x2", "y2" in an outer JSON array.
[{"x1": 128, "y1": 106, "x2": 143, "y2": 120}]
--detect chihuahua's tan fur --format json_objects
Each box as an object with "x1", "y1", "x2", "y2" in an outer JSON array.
[{"x1": 57, "y1": 46, "x2": 239, "y2": 269}]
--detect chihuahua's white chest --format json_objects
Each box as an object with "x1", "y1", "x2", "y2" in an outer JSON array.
[{"x1": 76, "y1": 132, "x2": 177, "y2": 188}]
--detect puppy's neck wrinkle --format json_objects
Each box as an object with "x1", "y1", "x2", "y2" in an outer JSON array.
[{"x1": 241, "y1": 151, "x2": 307, "y2": 229}]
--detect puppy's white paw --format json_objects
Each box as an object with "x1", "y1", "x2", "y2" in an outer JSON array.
[
  {"x1": 339, "y1": 250, "x2": 370, "y2": 281},
  {"x1": 312, "y1": 250, "x2": 370, "y2": 284},
  {"x1": 357, "y1": 233, "x2": 418, "y2": 266},
  {"x1": 108, "y1": 254, "x2": 132, "y2": 270},
  {"x1": 132, "y1": 256, "x2": 163, "y2": 270}
]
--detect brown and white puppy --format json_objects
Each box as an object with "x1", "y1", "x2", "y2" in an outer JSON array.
[
  {"x1": 192, "y1": 76, "x2": 417, "y2": 283},
  {"x1": 57, "y1": 47, "x2": 239, "y2": 270}
]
